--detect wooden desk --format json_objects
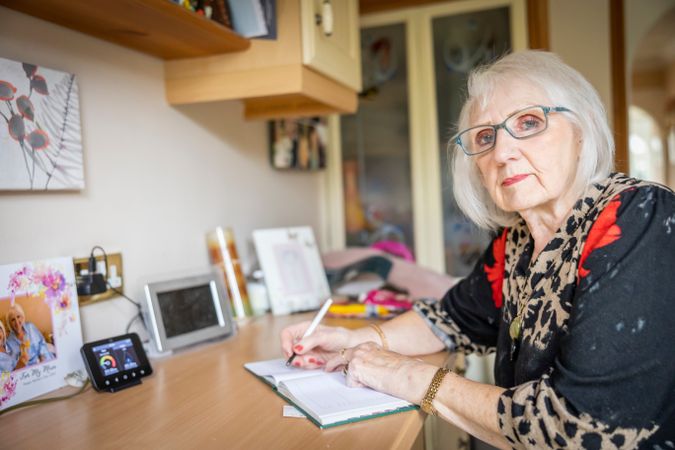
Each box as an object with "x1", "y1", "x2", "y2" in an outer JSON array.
[{"x1": 1, "y1": 313, "x2": 451, "y2": 449}]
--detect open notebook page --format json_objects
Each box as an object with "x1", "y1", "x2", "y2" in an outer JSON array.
[
  {"x1": 244, "y1": 358, "x2": 323, "y2": 387},
  {"x1": 278, "y1": 371, "x2": 411, "y2": 423}
]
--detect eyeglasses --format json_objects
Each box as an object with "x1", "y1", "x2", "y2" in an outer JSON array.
[{"x1": 455, "y1": 105, "x2": 572, "y2": 156}]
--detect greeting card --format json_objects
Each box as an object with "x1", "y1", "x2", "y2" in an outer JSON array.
[{"x1": 0, "y1": 257, "x2": 84, "y2": 410}]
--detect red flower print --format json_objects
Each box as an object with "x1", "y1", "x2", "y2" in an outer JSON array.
[
  {"x1": 485, "y1": 229, "x2": 507, "y2": 308},
  {"x1": 0, "y1": 80, "x2": 17, "y2": 101},
  {"x1": 8, "y1": 114, "x2": 25, "y2": 142},
  {"x1": 16, "y1": 95, "x2": 34, "y2": 121},
  {"x1": 579, "y1": 194, "x2": 622, "y2": 279},
  {"x1": 22, "y1": 63, "x2": 37, "y2": 79},
  {"x1": 27, "y1": 129, "x2": 50, "y2": 150},
  {"x1": 30, "y1": 75, "x2": 48, "y2": 95}
]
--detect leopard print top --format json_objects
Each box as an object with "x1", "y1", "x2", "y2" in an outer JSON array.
[{"x1": 414, "y1": 173, "x2": 675, "y2": 449}]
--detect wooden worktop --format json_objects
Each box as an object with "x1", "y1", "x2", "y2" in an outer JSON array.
[{"x1": 1, "y1": 313, "x2": 451, "y2": 449}]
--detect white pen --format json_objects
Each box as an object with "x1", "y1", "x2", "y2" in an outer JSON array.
[{"x1": 286, "y1": 298, "x2": 333, "y2": 367}]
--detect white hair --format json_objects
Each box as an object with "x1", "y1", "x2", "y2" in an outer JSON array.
[
  {"x1": 7, "y1": 303, "x2": 25, "y2": 332},
  {"x1": 451, "y1": 50, "x2": 615, "y2": 230}
]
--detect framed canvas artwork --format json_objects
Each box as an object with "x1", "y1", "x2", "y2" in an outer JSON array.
[{"x1": 0, "y1": 56, "x2": 84, "y2": 190}]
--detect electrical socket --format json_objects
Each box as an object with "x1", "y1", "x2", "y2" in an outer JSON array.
[{"x1": 73, "y1": 252, "x2": 124, "y2": 306}]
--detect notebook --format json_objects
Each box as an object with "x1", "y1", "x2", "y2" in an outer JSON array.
[{"x1": 244, "y1": 358, "x2": 415, "y2": 428}]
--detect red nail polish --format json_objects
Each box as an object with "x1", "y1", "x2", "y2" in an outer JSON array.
[
  {"x1": 294, "y1": 345, "x2": 303, "y2": 351},
  {"x1": 317, "y1": 360, "x2": 325, "y2": 365},
  {"x1": 293, "y1": 361, "x2": 301, "y2": 367},
  {"x1": 308, "y1": 357, "x2": 315, "y2": 363}
]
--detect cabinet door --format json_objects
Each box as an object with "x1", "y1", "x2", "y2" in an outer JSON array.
[
  {"x1": 301, "y1": 0, "x2": 362, "y2": 91},
  {"x1": 433, "y1": 7, "x2": 513, "y2": 276}
]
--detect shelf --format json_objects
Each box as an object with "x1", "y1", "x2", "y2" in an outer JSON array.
[
  {"x1": 166, "y1": 62, "x2": 357, "y2": 119},
  {"x1": 0, "y1": 0, "x2": 251, "y2": 60}
]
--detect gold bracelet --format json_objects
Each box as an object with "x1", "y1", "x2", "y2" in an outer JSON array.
[
  {"x1": 420, "y1": 367, "x2": 450, "y2": 416},
  {"x1": 369, "y1": 323, "x2": 389, "y2": 351}
]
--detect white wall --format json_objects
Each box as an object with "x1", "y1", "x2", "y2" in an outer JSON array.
[
  {"x1": 548, "y1": 0, "x2": 613, "y2": 124},
  {"x1": 624, "y1": 0, "x2": 674, "y2": 119},
  {"x1": 0, "y1": 7, "x2": 323, "y2": 341},
  {"x1": 625, "y1": 0, "x2": 675, "y2": 188},
  {"x1": 625, "y1": 0, "x2": 675, "y2": 73}
]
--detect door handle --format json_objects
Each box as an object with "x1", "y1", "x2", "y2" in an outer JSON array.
[{"x1": 315, "y1": 0, "x2": 334, "y2": 37}]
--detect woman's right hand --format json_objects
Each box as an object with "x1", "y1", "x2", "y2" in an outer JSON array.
[{"x1": 280, "y1": 322, "x2": 356, "y2": 370}]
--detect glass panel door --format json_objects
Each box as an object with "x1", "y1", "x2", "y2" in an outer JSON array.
[
  {"x1": 331, "y1": 1, "x2": 525, "y2": 269},
  {"x1": 340, "y1": 23, "x2": 415, "y2": 259},
  {"x1": 432, "y1": 7, "x2": 512, "y2": 276}
]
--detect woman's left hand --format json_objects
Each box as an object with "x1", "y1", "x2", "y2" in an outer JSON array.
[
  {"x1": 16, "y1": 346, "x2": 29, "y2": 369},
  {"x1": 325, "y1": 342, "x2": 437, "y2": 404}
]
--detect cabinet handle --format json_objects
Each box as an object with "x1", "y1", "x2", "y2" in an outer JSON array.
[{"x1": 315, "y1": 0, "x2": 334, "y2": 37}]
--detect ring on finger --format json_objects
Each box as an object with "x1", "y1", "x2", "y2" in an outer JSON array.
[{"x1": 339, "y1": 348, "x2": 348, "y2": 363}]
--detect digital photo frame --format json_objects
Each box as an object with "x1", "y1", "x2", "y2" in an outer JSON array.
[{"x1": 143, "y1": 272, "x2": 236, "y2": 353}]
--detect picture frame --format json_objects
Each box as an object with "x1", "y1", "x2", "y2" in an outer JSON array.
[
  {"x1": 253, "y1": 227, "x2": 330, "y2": 315},
  {"x1": 0, "y1": 257, "x2": 85, "y2": 411},
  {"x1": 268, "y1": 117, "x2": 327, "y2": 171},
  {"x1": 143, "y1": 271, "x2": 236, "y2": 353}
]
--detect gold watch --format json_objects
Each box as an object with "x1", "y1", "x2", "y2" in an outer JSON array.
[{"x1": 420, "y1": 367, "x2": 450, "y2": 416}]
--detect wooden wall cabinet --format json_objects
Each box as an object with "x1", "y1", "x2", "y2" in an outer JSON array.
[
  {"x1": 165, "y1": 0, "x2": 362, "y2": 120},
  {"x1": 0, "y1": 0, "x2": 361, "y2": 120}
]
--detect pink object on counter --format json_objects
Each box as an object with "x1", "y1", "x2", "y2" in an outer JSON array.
[
  {"x1": 322, "y1": 248, "x2": 459, "y2": 300},
  {"x1": 370, "y1": 240, "x2": 415, "y2": 262},
  {"x1": 364, "y1": 289, "x2": 413, "y2": 310}
]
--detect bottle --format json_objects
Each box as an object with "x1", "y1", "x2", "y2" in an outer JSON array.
[
  {"x1": 206, "y1": 227, "x2": 253, "y2": 320},
  {"x1": 247, "y1": 270, "x2": 270, "y2": 316}
]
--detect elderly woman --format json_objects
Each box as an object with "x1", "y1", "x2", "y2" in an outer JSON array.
[
  {"x1": 0, "y1": 321, "x2": 15, "y2": 373},
  {"x1": 281, "y1": 51, "x2": 675, "y2": 449},
  {"x1": 6, "y1": 304, "x2": 54, "y2": 369}
]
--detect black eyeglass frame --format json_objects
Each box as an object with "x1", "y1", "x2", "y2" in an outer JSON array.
[{"x1": 454, "y1": 105, "x2": 572, "y2": 156}]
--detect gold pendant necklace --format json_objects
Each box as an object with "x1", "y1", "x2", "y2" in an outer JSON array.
[
  {"x1": 509, "y1": 315, "x2": 522, "y2": 340},
  {"x1": 510, "y1": 273, "x2": 530, "y2": 342},
  {"x1": 509, "y1": 295, "x2": 528, "y2": 360},
  {"x1": 507, "y1": 227, "x2": 539, "y2": 359}
]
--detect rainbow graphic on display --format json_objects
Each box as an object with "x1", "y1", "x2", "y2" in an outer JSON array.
[{"x1": 99, "y1": 354, "x2": 117, "y2": 371}]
